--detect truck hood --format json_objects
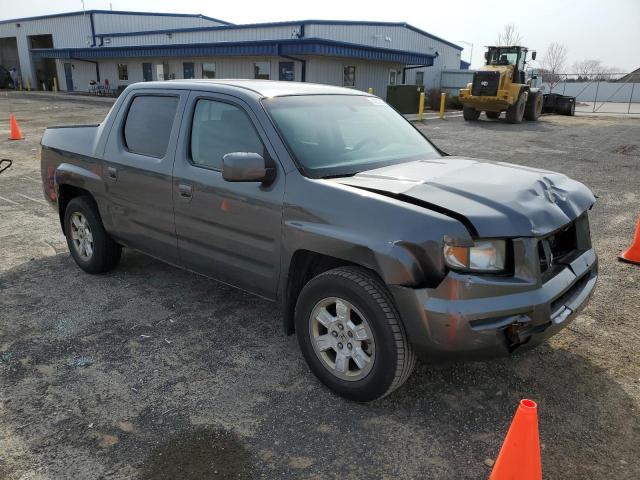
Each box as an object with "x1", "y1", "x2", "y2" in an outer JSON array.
[{"x1": 332, "y1": 157, "x2": 595, "y2": 238}]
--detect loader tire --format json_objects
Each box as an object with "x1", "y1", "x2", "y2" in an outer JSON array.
[
  {"x1": 524, "y1": 91, "x2": 543, "y2": 121},
  {"x1": 506, "y1": 92, "x2": 527, "y2": 124},
  {"x1": 463, "y1": 107, "x2": 480, "y2": 121}
]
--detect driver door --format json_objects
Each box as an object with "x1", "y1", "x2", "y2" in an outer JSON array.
[{"x1": 172, "y1": 92, "x2": 285, "y2": 299}]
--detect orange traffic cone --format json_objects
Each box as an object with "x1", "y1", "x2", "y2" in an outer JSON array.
[
  {"x1": 489, "y1": 399, "x2": 542, "y2": 480},
  {"x1": 8, "y1": 113, "x2": 24, "y2": 140},
  {"x1": 619, "y1": 219, "x2": 640, "y2": 265}
]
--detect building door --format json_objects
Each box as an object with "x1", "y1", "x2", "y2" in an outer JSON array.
[
  {"x1": 142, "y1": 63, "x2": 153, "y2": 82},
  {"x1": 183, "y1": 62, "x2": 195, "y2": 79},
  {"x1": 63, "y1": 63, "x2": 74, "y2": 91},
  {"x1": 389, "y1": 69, "x2": 397, "y2": 86},
  {"x1": 279, "y1": 61, "x2": 294, "y2": 81}
]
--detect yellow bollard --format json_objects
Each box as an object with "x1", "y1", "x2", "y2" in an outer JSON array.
[
  {"x1": 439, "y1": 92, "x2": 446, "y2": 119},
  {"x1": 418, "y1": 92, "x2": 425, "y2": 121},
  {"x1": 26, "y1": 78, "x2": 31, "y2": 91},
  {"x1": 367, "y1": 87, "x2": 373, "y2": 94},
  {"x1": 53, "y1": 77, "x2": 58, "y2": 92}
]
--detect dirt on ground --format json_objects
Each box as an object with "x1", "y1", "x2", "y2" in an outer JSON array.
[{"x1": 0, "y1": 94, "x2": 639, "y2": 479}]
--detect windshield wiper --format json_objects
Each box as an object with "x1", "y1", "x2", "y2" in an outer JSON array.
[{"x1": 321, "y1": 173, "x2": 357, "y2": 179}]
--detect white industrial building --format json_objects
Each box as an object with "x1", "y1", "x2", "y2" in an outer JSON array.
[{"x1": 0, "y1": 10, "x2": 465, "y2": 98}]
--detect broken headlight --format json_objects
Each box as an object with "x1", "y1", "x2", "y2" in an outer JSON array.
[{"x1": 443, "y1": 239, "x2": 507, "y2": 273}]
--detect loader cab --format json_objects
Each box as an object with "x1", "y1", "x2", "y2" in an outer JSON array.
[{"x1": 484, "y1": 46, "x2": 530, "y2": 84}]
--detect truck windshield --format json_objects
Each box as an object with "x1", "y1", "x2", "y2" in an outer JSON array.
[{"x1": 263, "y1": 95, "x2": 440, "y2": 178}]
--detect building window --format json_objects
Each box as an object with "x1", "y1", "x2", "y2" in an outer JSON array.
[
  {"x1": 202, "y1": 62, "x2": 216, "y2": 79},
  {"x1": 415, "y1": 71, "x2": 424, "y2": 85},
  {"x1": 254, "y1": 62, "x2": 270, "y2": 80},
  {"x1": 343, "y1": 66, "x2": 356, "y2": 87},
  {"x1": 117, "y1": 64, "x2": 128, "y2": 81}
]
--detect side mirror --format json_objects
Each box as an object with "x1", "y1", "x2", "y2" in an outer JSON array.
[
  {"x1": 222, "y1": 152, "x2": 273, "y2": 183},
  {"x1": 531, "y1": 51, "x2": 537, "y2": 60}
]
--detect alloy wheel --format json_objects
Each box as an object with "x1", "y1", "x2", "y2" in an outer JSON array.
[
  {"x1": 309, "y1": 297, "x2": 376, "y2": 381},
  {"x1": 69, "y1": 212, "x2": 94, "y2": 261}
]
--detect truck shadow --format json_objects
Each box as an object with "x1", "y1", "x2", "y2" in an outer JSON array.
[
  {"x1": 1, "y1": 251, "x2": 638, "y2": 479},
  {"x1": 459, "y1": 117, "x2": 557, "y2": 133}
]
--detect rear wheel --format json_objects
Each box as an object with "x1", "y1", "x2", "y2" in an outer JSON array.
[
  {"x1": 64, "y1": 196, "x2": 121, "y2": 274},
  {"x1": 524, "y1": 91, "x2": 543, "y2": 121},
  {"x1": 506, "y1": 91, "x2": 527, "y2": 124},
  {"x1": 485, "y1": 111, "x2": 501, "y2": 119},
  {"x1": 295, "y1": 266, "x2": 416, "y2": 402},
  {"x1": 463, "y1": 106, "x2": 481, "y2": 121}
]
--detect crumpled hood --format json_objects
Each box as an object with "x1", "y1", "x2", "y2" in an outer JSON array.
[{"x1": 332, "y1": 157, "x2": 596, "y2": 238}]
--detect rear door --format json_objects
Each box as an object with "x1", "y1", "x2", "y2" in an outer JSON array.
[
  {"x1": 102, "y1": 89, "x2": 188, "y2": 263},
  {"x1": 172, "y1": 92, "x2": 285, "y2": 299}
]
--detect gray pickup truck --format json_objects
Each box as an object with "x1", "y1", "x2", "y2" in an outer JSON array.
[{"x1": 41, "y1": 80, "x2": 597, "y2": 401}]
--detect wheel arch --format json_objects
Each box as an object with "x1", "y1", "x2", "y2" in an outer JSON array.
[
  {"x1": 281, "y1": 250, "x2": 360, "y2": 335},
  {"x1": 57, "y1": 185, "x2": 98, "y2": 234}
]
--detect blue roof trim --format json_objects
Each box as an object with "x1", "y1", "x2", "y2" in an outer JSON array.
[
  {"x1": 31, "y1": 38, "x2": 436, "y2": 65},
  {"x1": 96, "y1": 19, "x2": 461, "y2": 51},
  {"x1": 0, "y1": 10, "x2": 231, "y2": 26}
]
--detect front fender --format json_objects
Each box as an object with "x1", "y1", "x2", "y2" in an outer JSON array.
[{"x1": 282, "y1": 220, "x2": 427, "y2": 287}]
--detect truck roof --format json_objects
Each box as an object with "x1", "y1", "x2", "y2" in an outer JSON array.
[{"x1": 131, "y1": 79, "x2": 370, "y2": 98}]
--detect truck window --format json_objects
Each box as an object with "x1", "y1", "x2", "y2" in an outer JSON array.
[
  {"x1": 123, "y1": 95, "x2": 179, "y2": 158},
  {"x1": 190, "y1": 99, "x2": 264, "y2": 170}
]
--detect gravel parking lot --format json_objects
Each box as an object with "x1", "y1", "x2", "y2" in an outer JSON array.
[{"x1": 1, "y1": 93, "x2": 639, "y2": 479}]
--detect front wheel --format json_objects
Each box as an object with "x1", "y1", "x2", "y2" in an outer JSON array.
[
  {"x1": 463, "y1": 106, "x2": 481, "y2": 121},
  {"x1": 524, "y1": 91, "x2": 543, "y2": 121},
  {"x1": 506, "y1": 92, "x2": 527, "y2": 123},
  {"x1": 295, "y1": 267, "x2": 416, "y2": 402},
  {"x1": 64, "y1": 196, "x2": 122, "y2": 274}
]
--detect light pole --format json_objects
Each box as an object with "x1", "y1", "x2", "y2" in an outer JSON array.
[{"x1": 459, "y1": 40, "x2": 474, "y2": 67}]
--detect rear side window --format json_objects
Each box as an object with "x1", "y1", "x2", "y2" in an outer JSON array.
[
  {"x1": 190, "y1": 99, "x2": 264, "y2": 170},
  {"x1": 123, "y1": 95, "x2": 178, "y2": 158}
]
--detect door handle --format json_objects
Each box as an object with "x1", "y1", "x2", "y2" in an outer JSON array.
[
  {"x1": 178, "y1": 183, "x2": 193, "y2": 200},
  {"x1": 107, "y1": 166, "x2": 117, "y2": 181}
]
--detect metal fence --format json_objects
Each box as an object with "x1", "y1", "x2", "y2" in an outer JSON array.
[
  {"x1": 440, "y1": 69, "x2": 640, "y2": 114},
  {"x1": 535, "y1": 72, "x2": 640, "y2": 114}
]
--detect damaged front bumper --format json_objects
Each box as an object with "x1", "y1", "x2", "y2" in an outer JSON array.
[{"x1": 390, "y1": 246, "x2": 598, "y2": 359}]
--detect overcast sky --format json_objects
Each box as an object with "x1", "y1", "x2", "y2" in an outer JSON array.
[{"x1": 2, "y1": 0, "x2": 639, "y2": 72}]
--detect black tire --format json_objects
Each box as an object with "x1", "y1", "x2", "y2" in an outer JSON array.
[
  {"x1": 566, "y1": 101, "x2": 576, "y2": 116},
  {"x1": 64, "y1": 196, "x2": 121, "y2": 274},
  {"x1": 295, "y1": 266, "x2": 416, "y2": 402},
  {"x1": 463, "y1": 106, "x2": 481, "y2": 121},
  {"x1": 485, "y1": 111, "x2": 501, "y2": 119},
  {"x1": 505, "y1": 91, "x2": 527, "y2": 124},
  {"x1": 524, "y1": 91, "x2": 543, "y2": 121}
]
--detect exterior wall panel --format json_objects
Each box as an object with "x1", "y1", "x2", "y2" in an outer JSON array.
[
  {"x1": 307, "y1": 56, "x2": 402, "y2": 98},
  {"x1": 104, "y1": 26, "x2": 296, "y2": 47},
  {"x1": 93, "y1": 13, "x2": 223, "y2": 35}
]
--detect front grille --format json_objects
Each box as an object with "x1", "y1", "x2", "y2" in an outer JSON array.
[
  {"x1": 471, "y1": 71, "x2": 500, "y2": 96},
  {"x1": 538, "y1": 221, "x2": 578, "y2": 274}
]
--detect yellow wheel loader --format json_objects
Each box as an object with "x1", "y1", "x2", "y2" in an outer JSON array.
[{"x1": 459, "y1": 46, "x2": 543, "y2": 123}]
